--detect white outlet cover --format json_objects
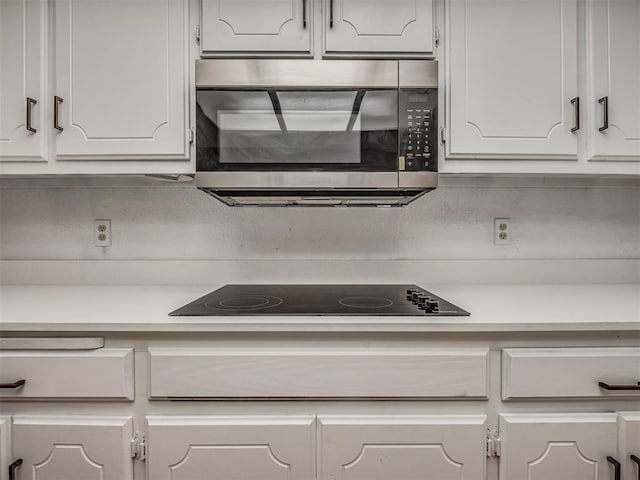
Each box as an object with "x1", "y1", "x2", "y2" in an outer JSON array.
[
  {"x1": 494, "y1": 218, "x2": 512, "y2": 245},
  {"x1": 94, "y1": 219, "x2": 112, "y2": 247}
]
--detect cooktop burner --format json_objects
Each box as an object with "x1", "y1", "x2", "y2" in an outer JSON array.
[{"x1": 170, "y1": 285, "x2": 470, "y2": 316}]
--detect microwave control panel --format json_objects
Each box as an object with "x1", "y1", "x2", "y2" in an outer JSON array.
[{"x1": 398, "y1": 88, "x2": 438, "y2": 172}]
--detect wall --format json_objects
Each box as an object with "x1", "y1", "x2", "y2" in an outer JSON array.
[{"x1": 0, "y1": 182, "x2": 638, "y2": 260}]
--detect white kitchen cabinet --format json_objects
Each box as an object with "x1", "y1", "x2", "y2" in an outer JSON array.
[
  {"x1": 0, "y1": 0, "x2": 47, "y2": 162},
  {"x1": 323, "y1": 0, "x2": 434, "y2": 57},
  {"x1": 146, "y1": 415, "x2": 316, "y2": 480},
  {"x1": 201, "y1": 0, "x2": 313, "y2": 56},
  {"x1": 0, "y1": 417, "x2": 10, "y2": 480},
  {"x1": 586, "y1": 0, "x2": 640, "y2": 161},
  {"x1": 445, "y1": 0, "x2": 579, "y2": 160},
  {"x1": 11, "y1": 416, "x2": 134, "y2": 480},
  {"x1": 318, "y1": 415, "x2": 486, "y2": 479},
  {"x1": 618, "y1": 413, "x2": 640, "y2": 480},
  {"x1": 53, "y1": 0, "x2": 189, "y2": 160},
  {"x1": 499, "y1": 413, "x2": 619, "y2": 480}
]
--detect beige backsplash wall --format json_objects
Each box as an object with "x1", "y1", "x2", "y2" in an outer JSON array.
[{"x1": 0, "y1": 184, "x2": 638, "y2": 260}]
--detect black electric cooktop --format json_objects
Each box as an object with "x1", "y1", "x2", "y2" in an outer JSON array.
[{"x1": 170, "y1": 284, "x2": 470, "y2": 316}]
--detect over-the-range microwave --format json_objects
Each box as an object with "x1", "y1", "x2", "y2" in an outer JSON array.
[{"x1": 195, "y1": 59, "x2": 438, "y2": 207}]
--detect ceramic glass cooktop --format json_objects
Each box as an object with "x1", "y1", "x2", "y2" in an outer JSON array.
[{"x1": 169, "y1": 284, "x2": 470, "y2": 316}]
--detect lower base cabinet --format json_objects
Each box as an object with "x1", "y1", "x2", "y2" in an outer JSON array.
[
  {"x1": 8, "y1": 416, "x2": 134, "y2": 480},
  {"x1": 318, "y1": 415, "x2": 487, "y2": 480},
  {"x1": 146, "y1": 416, "x2": 316, "y2": 480},
  {"x1": 499, "y1": 414, "x2": 619, "y2": 480}
]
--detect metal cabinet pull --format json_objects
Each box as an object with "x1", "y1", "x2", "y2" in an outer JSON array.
[
  {"x1": 570, "y1": 97, "x2": 580, "y2": 133},
  {"x1": 9, "y1": 459, "x2": 23, "y2": 480},
  {"x1": 26, "y1": 97, "x2": 37, "y2": 133},
  {"x1": 598, "y1": 96, "x2": 609, "y2": 132},
  {"x1": 0, "y1": 379, "x2": 26, "y2": 389},
  {"x1": 630, "y1": 454, "x2": 640, "y2": 479},
  {"x1": 302, "y1": 0, "x2": 307, "y2": 28},
  {"x1": 607, "y1": 456, "x2": 621, "y2": 480},
  {"x1": 329, "y1": 0, "x2": 333, "y2": 28},
  {"x1": 54, "y1": 95, "x2": 64, "y2": 132},
  {"x1": 599, "y1": 381, "x2": 640, "y2": 391}
]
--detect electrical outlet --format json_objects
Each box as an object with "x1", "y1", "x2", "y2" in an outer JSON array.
[
  {"x1": 494, "y1": 218, "x2": 512, "y2": 245},
  {"x1": 94, "y1": 219, "x2": 111, "y2": 247}
]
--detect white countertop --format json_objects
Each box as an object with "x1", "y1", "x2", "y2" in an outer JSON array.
[{"x1": 1, "y1": 284, "x2": 639, "y2": 333}]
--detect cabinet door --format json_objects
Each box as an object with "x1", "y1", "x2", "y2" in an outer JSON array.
[
  {"x1": 201, "y1": 0, "x2": 312, "y2": 56},
  {"x1": 587, "y1": 0, "x2": 640, "y2": 161},
  {"x1": 12, "y1": 416, "x2": 134, "y2": 480},
  {"x1": 0, "y1": 0, "x2": 47, "y2": 162},
  {"x1": 0, "y1": 417, "x2": 10, "y2": 480},
  {"x1": 323, "y1": 0, "x2": 434, "y2": 56},
  {"x1": 618, "y1": 412, "x2": 640, "y2": 480},
  {"x1": 146, "y1": 416, "x2": 315, "y2": 479},
  {"x1": 499, "y1": 413, "x2": 618, "y2": 480},
  {"x1": 446, "y1": 0, "x2": 578, "y2": 159},
  {"x1": 318, "y1": 415, "x2": 487, "y2": 479},
  {"x1": 54, "y1": 0, "x2": 188, "y2": 160}
]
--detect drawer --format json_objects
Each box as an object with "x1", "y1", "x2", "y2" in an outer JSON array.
[
  {"x1": 0, "y1": 349, "x2": 134, "y2": 400},
  {"x1": 502, "y1": 347, "x2": 640, "y2": 399},
  {"x1": 149, "y1": 348, "x2": 489, "y2": 399}
]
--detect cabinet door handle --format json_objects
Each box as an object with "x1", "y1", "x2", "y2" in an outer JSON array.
[
  {"x1": 598, "y1": 96, "x2": 609, "y2": 132},
  {"x1": 9, "y1": 459, "x2": 23, "y2": 480},
  {"x1": 302, "y1": 0, "x2": 307, "y2": 28},
  {"x1": 570, "y1": 97, "x2": 580, "y2": 133},
  {"x1": 0, "y1": 379, "x2": 26, "y2": 389},
  {"x1": 26, "y1": 97, "x2": 37, "y2": 133},
  {"x1": 598, "y1": 381, "x2": 640, "y2": 391},
  {"x1": 607, "y1": 456, "x2": 621, "y2": 480},
  {"x1": 329, "y1": 0, "x2": 333, "y2": 28},
  {"x1": 54, "y1": 95, "x2": 64, "y2": 132},
  {"x1": 630, "y1": 454, "x2": 640, "y2": 479}
]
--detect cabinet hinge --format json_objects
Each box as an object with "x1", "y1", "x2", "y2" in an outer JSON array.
[
  {"x1": 188, "y1": 127, "x2": 195, "y2": 144},
  {"x1": 486, "y1": 427, "x2": 501, "y2": 458},
  {"x1": 195, "y1": 25, "x2": 201, "y2": 45},
  {"x1": 131, "y1": 431, "x2": 146, "y2": 461},
  {"x1": 435, "y1": 27, "x2": 440, "y2": 48},
  {"x1": 439, "y1": 126, "x2": 446, "y2": 145}
]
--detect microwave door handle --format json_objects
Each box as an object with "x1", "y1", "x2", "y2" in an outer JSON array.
[
  {"x1": 267, "y1": 90, "x2": 288, "y2": 133},
  {"x1": 346, "y1": 90, "x2": 366, "y2": 132}
]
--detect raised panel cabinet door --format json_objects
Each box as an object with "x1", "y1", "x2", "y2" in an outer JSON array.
[
  {"x1": 201, "y1": 0, "x2": 312, "y2": 56},
  {"x1": 12, "y1": 416, "x2": 134, "y2": 480},
  {"x1": 618, "y1": 412, "x2": 640, "y2": 480},
  {"x1": 324, "y1": 0, "x2": 434, "y2": 56},
  {"x1": 446, "y1": 0, "x2": 579, "y2": 159},
  {"x1": 318, "y1": 415, "x2": 487, "y2": 479},
  {"x1": 54, "y1": 0, "x2": 188, "y2": 159},
  {"x1": 0, "y1": 417, "x2": 11, "y2": 480},
  {"x1": 146, "y1": 416, "x2": 315, "y2": 480},
  {"x1": 0, "y1": 0, "x2": 47, "y2": 162},
  {"x1": 499, "y1": 413, "x2": 618, "y2": 480},
  {"x1": 587, "y1": 0, "x2": 640, "y2": 161}
]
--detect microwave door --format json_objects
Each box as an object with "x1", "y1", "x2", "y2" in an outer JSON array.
[{"x1": 196, "y1": 89, "x2": 399, "y2": 172}]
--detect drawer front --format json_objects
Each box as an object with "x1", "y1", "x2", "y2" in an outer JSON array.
[
  {"x1": 149, "y1": 348, "x2": 489, "y2": 399},
  {"x1": 502, "y1": 347, "x2": 640, "y2": 399},
  {"x1": 0, "y1": 349, "x2": 134, "y2": 400}
]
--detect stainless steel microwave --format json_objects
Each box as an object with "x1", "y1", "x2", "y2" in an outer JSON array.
[{"x1": 195, "y1": 59, "x2": 438, "y2": 207}]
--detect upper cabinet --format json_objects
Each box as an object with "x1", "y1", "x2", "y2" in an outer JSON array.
[
  {"x1": 0, "y1": 0, "x2": 48, "y2": 162},
  {"x1": 586, "y1": 0, "x2": 640, "y2": 161},
  {"x1": 201, "y1": 0, "x2": 313, "y2": 56},
  {"x1": 200, "y1": 0, "x2": 434, "y2": 58},
  {"x1": 0, "y1": 0, "x2": 193, "y2": 175},
  {"x1": 323, "y1": 0, "x2": 434, "y2": 57},
  {"x1": 53, "y1": 0, "x2": 188, "y2": 160},
  {"x1": 446, "y1": 0, "x2": 579, "y2": 160}
]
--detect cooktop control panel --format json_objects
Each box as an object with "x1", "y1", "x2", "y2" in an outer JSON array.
[{"x1": 399, "y1": 88, "x2": 438, "y2": 173}]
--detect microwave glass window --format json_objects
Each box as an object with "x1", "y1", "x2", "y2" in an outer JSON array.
[{"x1": 196, "y1": 89, "x2": 398, "y2": 170}]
